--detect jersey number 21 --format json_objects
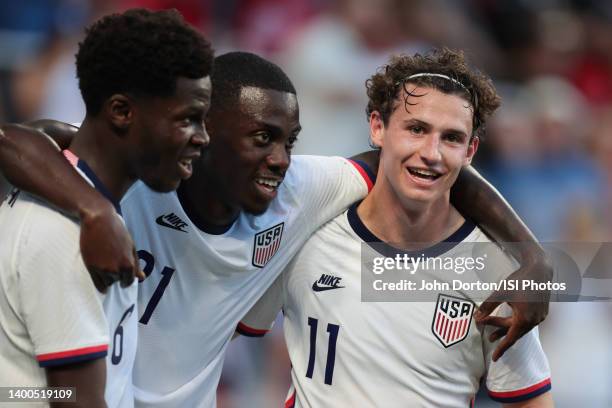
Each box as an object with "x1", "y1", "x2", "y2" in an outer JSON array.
[{"x1": 137, "y1": 250, "x2": 175, "y2": 325}]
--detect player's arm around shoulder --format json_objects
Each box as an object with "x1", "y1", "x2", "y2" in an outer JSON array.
[
  {"x1": 503, "y1": 392, "x2": 554, "y2": 408},
  {"x1": 288, "y1": 155, "x2": 373, "y2": 230},
  {"x1": 0, "y1": 123, "x2": 140, "y2": 291},
  {"x1": 452, "y1": 165, "x2": 552, "y2": 360},
  {"x1": 25, "y1": 119, "x2": 78, "y2": 149}
]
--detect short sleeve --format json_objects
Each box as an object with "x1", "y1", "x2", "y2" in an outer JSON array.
[
  {"x1": 484, "y1": 304, "x2": 551, "y2": 403},
  {"x1": 238, "y1": 274, "x2": 285, "y2": 337},
  {"x1": 286, "y1": 155, "x2": 373, "y2": 234},
  {"x1": 17, "y1": 209, "x2": 108, "y2": 367}
]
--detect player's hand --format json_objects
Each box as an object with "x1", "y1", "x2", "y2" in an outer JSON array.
[
  {"x1": 79, "y1": 200, "x2": 144, "y2": 293},
  {"x1": 474, "y1": 255, "x2": 553, "y2": 361}
]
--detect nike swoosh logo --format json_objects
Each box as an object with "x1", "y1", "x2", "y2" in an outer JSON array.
[
  {"x1": 155, "y1": 216, "x2": 187, "y2": 233},
  {"x1": 312, "y1": 283, "x2": 345, "y2": 292}
]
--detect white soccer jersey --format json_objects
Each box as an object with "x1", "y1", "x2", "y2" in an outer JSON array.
[
  {"x1": 120, "y1": 155, "x2": 372, "y2": 408},
  {"x1": 0, "y1": 151, "x2": 138, "y2": 408},
  {"x1": 241, "y1": 204, "x2": 552, "y2": 408}
]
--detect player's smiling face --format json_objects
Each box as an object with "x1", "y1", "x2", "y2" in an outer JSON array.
[
  {"x1": 370, "y1": 85, "x2": 477, "y2": 208},
  {"x1": 129, "y1": 76, "x2": 212, "y2": 192},
  {"x1": 204, "y1": 86, "x2": 301, "y2": 215}
]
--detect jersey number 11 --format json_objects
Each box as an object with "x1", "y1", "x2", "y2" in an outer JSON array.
[{"x1": 306, "y1": 317, "x2": 340, "y2": 385}]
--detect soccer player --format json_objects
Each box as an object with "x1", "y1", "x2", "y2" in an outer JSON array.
[
  {"x1": 240, "y1": 49, "x2": 553, "y2": 407},
  {"x1": 0, "y1": 9, "x2": 213, "y2": 408},
  {"x1": 0, "y1": 53, "x2": 550, "y2": 407}
]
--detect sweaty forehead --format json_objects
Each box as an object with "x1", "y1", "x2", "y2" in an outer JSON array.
[{"x1": 237, "y1": 86, "x2": 299, "y2": 119}]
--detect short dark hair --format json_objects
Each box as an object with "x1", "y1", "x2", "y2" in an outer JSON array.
[
  {"x1": 209, "y1": 52, "x2": 296, "y2": 113},
  {"x1": 76, "y1": 8, "x2": 214, "y2": 115},
  {"x1": 366, "y1": 48, "x2": 501, "y2": 137}
]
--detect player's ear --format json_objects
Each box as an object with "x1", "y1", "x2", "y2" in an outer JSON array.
[
  {"x1": 369, "y1": 111, "x2": 385, "y2": 148},
  {"x1": 464, "y1": 135, "x2": 479, "y2": 165},
  {"x1": 105, "y1": 94, "x2": 134, "y2": 133}
]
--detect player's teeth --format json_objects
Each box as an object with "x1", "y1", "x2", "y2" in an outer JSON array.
[
  {"x1": 411, "y1": 169, "x2": 437, "y2": 177},
  {"x1": 409, "y1": 168, "x2": 439, "y2": 179},
  {"x1": 256, "y1": 178, "x2": 279, "y2": 188}
]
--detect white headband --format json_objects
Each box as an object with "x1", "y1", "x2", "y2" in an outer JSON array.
[{"x1": 405, "y1": 73, "x2": 470, "y2": 93}]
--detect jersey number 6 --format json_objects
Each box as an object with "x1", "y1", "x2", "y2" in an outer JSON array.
[{"x1": 111, "y1": 304, "x2": 135, "y2": 365}]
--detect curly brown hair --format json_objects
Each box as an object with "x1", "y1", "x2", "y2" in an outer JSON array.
[{"x1": 365, "y1": 48, "x2": 500, "y2": 138}]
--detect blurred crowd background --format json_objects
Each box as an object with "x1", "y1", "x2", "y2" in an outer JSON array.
[{"x1": 1, "y1": 0, "x2": 611, "y2": 406}]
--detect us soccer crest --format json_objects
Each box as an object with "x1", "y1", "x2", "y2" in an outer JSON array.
[
  {"x1": 252, "y1": 222, "x2": 284, "y2": 268},
  {"x1": 431, "y1": 294, "x2": 474, "y2": 348}
]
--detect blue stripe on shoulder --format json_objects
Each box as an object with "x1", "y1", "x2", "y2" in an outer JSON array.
[
  {"x1": 489, "y1": 383, "x2": 552, "y2": 403},
  {"x1": 38, "y1": 350, "x2": 108, "y2": 368}
]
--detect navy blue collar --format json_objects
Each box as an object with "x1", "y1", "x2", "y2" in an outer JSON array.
[
  {"x1": 347, "y1": 202, "x2": 475, "y2": 258},
  {"x1": 76, "y1": 159, "x2": 122, "y2": 215}
]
